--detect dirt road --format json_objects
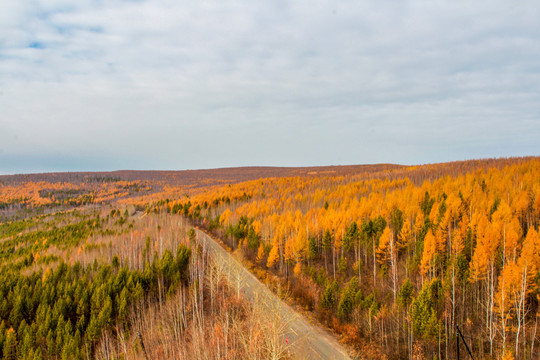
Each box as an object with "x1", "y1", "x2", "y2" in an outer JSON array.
[{"x1": 197, "y1": 229, "x2": 352, "y2": 360}]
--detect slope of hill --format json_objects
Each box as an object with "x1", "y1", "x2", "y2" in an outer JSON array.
[
  {"x1": 151, "y1": 156, "x2": 540, "y2": 359},
  {"x1": 0, "y1": 164, "x2": 404, "y2": 186},
  {"x1": 1, "y1": 156, "x2": 539, "y2": 359},
  {"x1": 2, "y1": 157, "x2": 535, "y2": 187}
]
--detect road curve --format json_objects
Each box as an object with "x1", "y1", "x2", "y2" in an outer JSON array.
[{"x1": 196, "y1": 229, "x2": 352, "y2": 360}]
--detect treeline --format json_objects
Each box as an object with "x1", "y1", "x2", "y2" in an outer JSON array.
[
  {"x1": 165, "y1": 158, "x2": 540, "y2": 359},
  {"x1": 0, "y1": 244, "x2": 191, "y2": 360}
]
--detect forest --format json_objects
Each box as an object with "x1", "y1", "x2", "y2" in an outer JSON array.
[
  {"x1": 0, "y1": 181, "x2": 292, "y2": 359},
  {"x1": 1, "y1": 156, "x2": 539, "y2": 359},
  {"x1": 150, "y1": 157, "x2": 540, "y2": 359}
]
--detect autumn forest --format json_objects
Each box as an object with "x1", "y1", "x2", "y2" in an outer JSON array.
[{"x1": 1, "y1": 157, "x2": 539, "y2": 359}]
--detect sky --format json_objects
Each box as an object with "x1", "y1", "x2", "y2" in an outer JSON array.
[{"x1": 1, "y1": 0, "x2": 539, "y2": 174}]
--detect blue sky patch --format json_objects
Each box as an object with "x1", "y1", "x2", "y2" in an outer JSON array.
[{"x1": 28, "y1": 42, "x2": 44, "y2": 49}]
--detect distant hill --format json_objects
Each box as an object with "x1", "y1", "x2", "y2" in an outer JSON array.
[
  {"x1": 0, "y1": 164, "x2": 403, "y2": 186},
  {"x1": 1, "y1": 157, "x2": 536, "y2": 188}
]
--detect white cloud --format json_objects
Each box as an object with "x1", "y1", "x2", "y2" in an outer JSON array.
[{"x1": 1, "y1": 0, "x2": 539, "y2": 173}]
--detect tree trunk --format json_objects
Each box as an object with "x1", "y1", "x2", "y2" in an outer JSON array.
[
  {"x1": 372, "y1": 236, "x2": 376, "y2": 286},
  {"x1": 332, "y1": 243, "x2": 336, "y2": 280}
]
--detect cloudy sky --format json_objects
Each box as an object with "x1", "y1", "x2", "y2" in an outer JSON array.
[{"x1": 1, "y1": 0, "x2": 539, "y2": 174}]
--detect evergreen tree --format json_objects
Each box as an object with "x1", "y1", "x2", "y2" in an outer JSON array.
[
  {"x1": 308, "y1": 236, "x2": 319, "y2": 260},
  {"x1": 343, "y1": 221, "x2": 359, "y2": 252},
  {"x1": 320, "y1": 280, "x2": 339, "y2": 311},
  {"x1": 3, "y1": 327, "x2": 17, "y2": 360},
  {"x1": 397, "y1": 278, "x2": 414, "y2": 309},
  {"x1": 409, "y1": 278, "x2": 442, "y2": 341},
  {"x1": 337, "y1": 287, "x2": 354, "y2": 322}
]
